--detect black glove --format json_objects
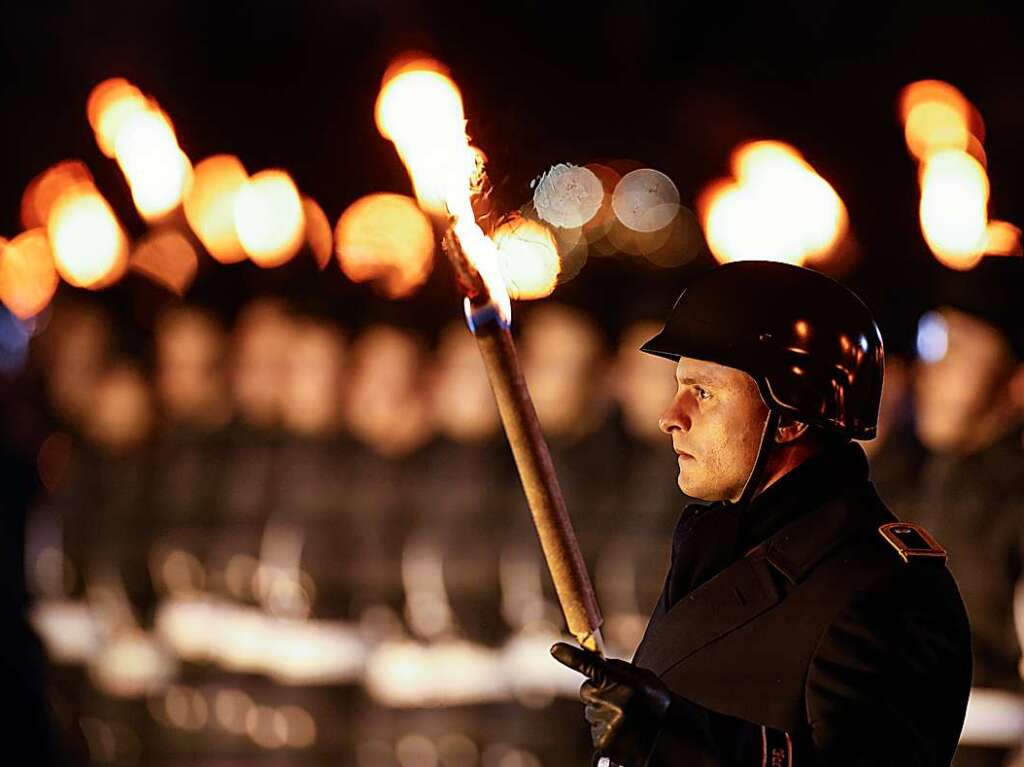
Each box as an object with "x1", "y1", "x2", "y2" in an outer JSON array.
[{"x1": 551, "y1": 642, "x2": 673, "y2": 767}]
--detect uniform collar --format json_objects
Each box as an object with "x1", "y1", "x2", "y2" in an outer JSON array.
[
  {"x1": 744, "y1": 440, "x2": 870, "y2": 542},
  {"x1": 666, "y1": 440, "x2": 873, "y2": 606},
  {"x1": 752, "y1": 442, "x2": 884, "y2": 584}
]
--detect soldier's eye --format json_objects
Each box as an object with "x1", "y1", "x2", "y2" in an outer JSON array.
[{"x1": 696, "y1": 387, "x2": 711, "y2": 401}]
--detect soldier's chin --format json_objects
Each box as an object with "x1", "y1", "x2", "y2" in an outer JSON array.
[
  {"x1": 678, "y1": 468, "x2": 728, "y2": 502},
  {"x1": 677, "y1": 468, "x2": 705, "y2": 500}
]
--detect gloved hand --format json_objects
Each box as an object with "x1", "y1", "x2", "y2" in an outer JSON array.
[{"x1": 551, "y1": 642, "x2": 673, "y2": 767}]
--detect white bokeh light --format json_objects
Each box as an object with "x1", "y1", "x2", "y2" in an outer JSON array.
[
  {"x1": 611, "y1": 168, "x2": 680, "y2": 233},
  {"x1": 532, "y1": 164, "x2": 604, "y2": 229}
]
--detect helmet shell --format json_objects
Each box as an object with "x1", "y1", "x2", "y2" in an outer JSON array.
[{"x1": 642, "y1": 261, "x2": 884, "y2": 439}]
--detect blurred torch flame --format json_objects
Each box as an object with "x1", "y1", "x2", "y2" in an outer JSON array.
[
  {"x1": 234, "y1": 170, "x2": 305, "y2": 268},
  {"x1": 130, "y1": 229, "x2": 198, "y2": 296},
  {"x1": 0, "y1": 229, "x2": 60, "y2": 319},
  {"x1": 984, "y1": 220, "x2": 1022, "y2": 258},
  {"x1": 492, "y1": 217, "x2": 560, "y2": 300},
  {"x1": 183, "y1": 155, "x2": 249, "y2": 264},
  {"x1": 302, "y1": 197, "x2": 334, "y2": 271},
  {"x1": 47, "y1": 183, "x2": 128, "y2": 289},
  {"x1": 918, "y1": 149, "x2": 989, "y2": 270},
  {"x1": 20, "y1": 161, "x2": 94, "y2": 230},
  {"x1": 900, "y1": 80, "x2": 983, "y2": 163},
  {"x1": 334, "y1": 193, "x2": 434, "y2": 298},
  {"x1": 375, "y1": 56, "x2": 512, "y2": 319},
  {"x1": 699, "y1": 140, "x2": 847, "y2": 266},
  {"x1": 87, "y1": 78, "x2": 192, "y2": 221},
  {"x1": 898, "y1": 80, "x2": 1016, "y2": 269}
]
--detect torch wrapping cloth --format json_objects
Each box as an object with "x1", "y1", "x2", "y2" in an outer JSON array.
[{"x1": 471, "y1": 310, "x2": 604, "y2": 652}]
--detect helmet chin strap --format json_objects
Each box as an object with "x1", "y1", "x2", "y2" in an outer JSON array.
[{"x1": 733, "y1": 408, "x2": 780, "y2": 509}]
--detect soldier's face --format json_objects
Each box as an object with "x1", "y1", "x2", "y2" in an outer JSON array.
[
  {"x1": 914, "y1": 308, "x2": 1016, "y2": 454},
  {"x1": 659, "y1": 357, "x2": 769, "y2": 502}
]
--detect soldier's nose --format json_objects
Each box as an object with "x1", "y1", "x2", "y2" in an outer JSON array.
[{"x1": 659, "y1": 406, "x2": 691, "y2": 434}]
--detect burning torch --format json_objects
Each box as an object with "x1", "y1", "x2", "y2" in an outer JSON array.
[{"x1": 375, "y1": 57, "x2": 604, "y2": 654}]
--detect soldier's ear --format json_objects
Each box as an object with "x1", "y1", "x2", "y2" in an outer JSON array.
[{"x1": 774, "y1": 417, "x2": 809, "y2": 445}]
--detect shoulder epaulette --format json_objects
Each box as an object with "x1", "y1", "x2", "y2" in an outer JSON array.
[{"x1": 878, "y1": 522, "x2": 947, "y2": 564}]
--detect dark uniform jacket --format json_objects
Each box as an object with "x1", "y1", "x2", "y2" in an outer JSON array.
[{"x1": 631, "y1": 442, "x2": 972, "y2": 766}]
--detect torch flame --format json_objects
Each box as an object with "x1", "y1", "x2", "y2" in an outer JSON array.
[
  {"x1": 899, "y1": 80, "x2": 1003, "y2": 270},
  {"x1": 899, "y1": 80, "x2": 982, "y2": 163},
  {"x1": 493, "y1": 217, "x2": 560, "y2": 300},
  {"x1": 0, "y1": 230, "x2": 60, "y2": 319},
  {"x1": 87, "y1": 79, "x2": 192, "y2": 221},
  {"x1": 20, "y1": 161, "x2": 94, "y2": 230},
  {"x1": 183, "y1": 155, "x2": 249, "y2": 264},
  {"x1": 47, "y1": 184, "x2": 128, "y2": 289},
  {"x1": 233, "y1": 170, "x2": 305, "y2": 268},
  {"x1": 984, "y1": 220, "x2": 1022, "y2": 257},
  {"x1": 334, "y1": 193, "x2": 434, "y2": 298},
  {"x1": 87, "y1": 78, "x2": 148, "y2": 158},
  {"x1": 130, "y1": 229, "x2": 198, "y2": 296},
  {"x1": 699, "y1": 140, "x2": 847, "y2": 266},
  {"x1": 918, "y1": 149, "x2": 989, "y2": 270},
  {"x1": 375, "y1": 56, "x2": 511, "y2": 321}
]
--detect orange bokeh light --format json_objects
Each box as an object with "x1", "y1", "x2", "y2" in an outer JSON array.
[
  {"x1": 184, "y1": 155, "x2": 249, "y2": 264},
  {"x1": 898, "y1": 79, "x2": 1008, "y2": 270},
  {"x1": 130, "y1": 229, "x2": 198, "y2": 296},
  {"x1": 302, "y1": 197, "x2": 333, "y2": 270},
  {"x1": 335, "y1": 193, "x2": 434, "y2": 298},
  {"x1": 87, "y1": 78, "x2": 148, "y2": 159},
  {"x1": 20, "y1": 161, "x2": 94, "y2": 230},
  {"x1": 918, "y1": 149, "x2": 989, "y2": 270},
  {"x1": 113, "y1": 108, "x2": 192, "y2": 221},
  {"x1": 87, "y1": 78, "x2": 192, "y2": 221},
  {"x1": 984, "y1": 220, "x2": 1022, "y2": 257},
  {"x1": 492, "y1": 217, "x2": 560, "y2": 300},
  {"x1": 47, "y1": 186, "x2": 128, "y2": 289},
  {"x1": 700, "y1": 141, "x2": 847, "y2": 266},
  {"x1": 234, "y1": 170, "x2": 305, "y2": 268},
  {"x1": 899, "y1": 80, "x2": 984, "y2": 163},
  {"x1": 0, "y1": 230, "x2": 60, "y2": 319}
]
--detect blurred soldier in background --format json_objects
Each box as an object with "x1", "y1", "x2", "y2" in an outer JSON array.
[
  {"x1": 413, "y1": 319, "x2": 507, "y2": 644},
  {"x1": 344, "y1": 323, "x2": 432, "y2": 618},
  {"x1": 154, "y1": 305, "x2": 232, "y2": 432},
  {"x1": 909, "y1": 259, "x2": 1024, "y2": 767},
  {"x1": 150, "y1": 306, "x2": 232, "y2": 602},
  {"x1": 84, "y1": 361, "x2": 157, "y2": 609},
  {"x1": 343, "y1": 324, "x2": 436, "y2": 764},
  {"x1": 21, "y1": 299, "x2": 116, "y2": 764},
  {"x1": 211, "y1": 298, "x2": 292, "y2": 603},
  {"x1": 269, "y1": 315, "x2": 354, "y2": 764},
  {"x1": 518, "y1": 303, "x2": 619, "y2": 570},
  {"x1": 37, "y1": 299, "x2": 113, "y2": 435},
  {"x1": 517, "y1": 303, "x2": 624, "y2": 765}
]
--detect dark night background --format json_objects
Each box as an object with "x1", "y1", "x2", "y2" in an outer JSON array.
[{"x1": 3, "y1": 1, "x2": 1023, "y2": 338}]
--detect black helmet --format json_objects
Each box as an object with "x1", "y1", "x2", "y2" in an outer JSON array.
[{"x1": 641, "y1": 261, "x2": 884, "y2": 440}]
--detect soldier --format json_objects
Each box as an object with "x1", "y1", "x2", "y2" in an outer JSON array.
[
  {"x1": 908, "y1": 258, "x2": 1024, "y2": 767},
  {"x1": 552, "y1": 261, "x2": 972, "y2": 765}
]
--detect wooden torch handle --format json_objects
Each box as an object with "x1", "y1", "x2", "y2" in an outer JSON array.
[{"x1": 472, "y1": 317, "x2": 604, "y2": 654}]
